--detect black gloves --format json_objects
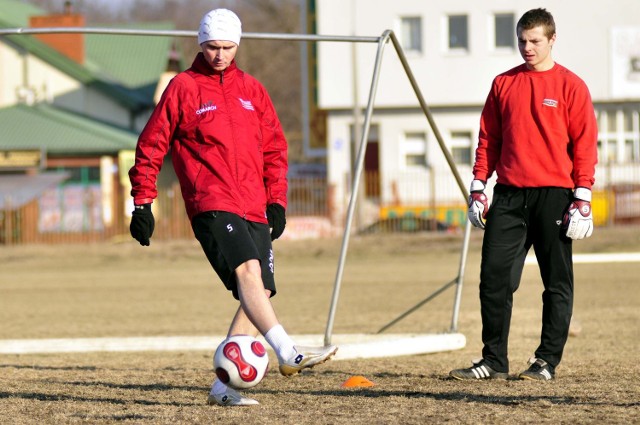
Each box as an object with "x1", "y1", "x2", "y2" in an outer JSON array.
[
  {"x1": 266, "y1": 203, "x2": 286, "y2": 241},
  {"x1": 130, "y1": 203, "x2": 154, "y2": 246}
]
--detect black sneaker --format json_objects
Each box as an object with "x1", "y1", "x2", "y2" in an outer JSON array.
[
  {"x1": 449, "y1": 359, "x2": 509, "y2": 380},
  {"x1": 518, "y1": 357, "x2": 555, "y2": 381}
]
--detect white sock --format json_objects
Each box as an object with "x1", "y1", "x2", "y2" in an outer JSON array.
[
  {"x1": 264, "y1": 324, "x2": 296, "y2": 362},
  {"x1": 211, "y1": 378, "x2": 228, "y2": 395}
]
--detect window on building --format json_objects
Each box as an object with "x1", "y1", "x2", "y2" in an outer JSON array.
[
  {"x1": 624, "y1": 109, "x2": 640, "y2": 162},
  {"x1": 402, "y1": 132, "x2": 428, "y2": 168},
  {"x1": 624, "y1": 109, "x2": 635, "y2": 131},
  {"x1": 597, "y1": 108, "x2": 640, "y2": 164},
  {"x1": 625, "y1": 139, "x2": 638, "y2": 162},
  {"x1": 54, "y1": 166, "x2": 100, "y2": 183},
  {"x1": 607, "y1": 111, "x2": 617, "y2": 132},
  {"x1": 401, "y1": 17, "x2": 422, "y2": 53},
  {"x1": 596, "y1": 140, "x2": 604, "y2": 163},
  {"x1": 450, "y1": 131, "x2": 473, "y2": 165},
  {"x1": 448, "y1": 15, "x2": 468, "y2": 50},
  {"x1": 606, "y1": 140, "x2": 618, "y2": 162},
  {"x1": 494, "y1": 13, "x2": 515, "y2": 49}
]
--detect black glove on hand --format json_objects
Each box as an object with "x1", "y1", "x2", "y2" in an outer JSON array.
[
  {"x1": 130, "y1": 203, "x2": 154, "y2": 246},
  {"x1": 266, "y1": 203, "x2": 286, "y2": 241}
]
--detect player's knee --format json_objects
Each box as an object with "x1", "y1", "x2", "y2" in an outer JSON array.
[{"x1": 235, "y1": 259, "x2": 261, "y2": 278}]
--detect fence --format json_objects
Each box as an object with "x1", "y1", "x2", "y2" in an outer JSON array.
[
  {"x1": 0, "y1": 177, "x2": 331, "y2": 245},
  {"x1": 2, "y1": 169, "x2": 640, "y2": 245}
]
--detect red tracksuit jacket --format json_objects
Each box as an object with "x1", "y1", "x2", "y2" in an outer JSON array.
[
  {"x1": 473, "y1": 63, "x2": 598, "y2": 190},
  {"x1": 129, "y1": 53, "x2": 288, "y2": 223}
]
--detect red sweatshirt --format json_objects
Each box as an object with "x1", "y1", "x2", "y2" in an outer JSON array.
[
  {"x1": 129, "y1": 53, "x2": 288, "y2": 223},
  {"x1": 473, "y1": 63, "x2": 598, "y2": 189}
]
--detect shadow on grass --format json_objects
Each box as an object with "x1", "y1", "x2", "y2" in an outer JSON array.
[
  {"x1": 63, "y1": 380, "x2": 208, "y2": 392},
  {"x1": 2, "y1": 388, "x2": 637, "y2": 409},
  {"x1": 253, "y1": 388, "x2": 639, "y2": 408},
  {"x1": 3, "y1": 365, "x2": 637, "y2": 410},
  {"x1": 0, "y1": 390, "x2": 201, "y2": 407},
  {"x1": 0, "y1": 364, "x2": 99, "y2": 371}
]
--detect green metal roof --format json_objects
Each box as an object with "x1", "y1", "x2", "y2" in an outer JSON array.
[
  {"x1": 0, "y1": 0, "x2": 178, "y2": 110},
  {"x1": 0, "y1": 103, "x2": 138, "y2": 154},
  {"x1": 85, "y1": 22, "x2": 176, "y2": 89},
  {"x1": 0, "y1": 0, "x2": 44, "y2": 26},
  {"x1": 1, "y1": 31, "x2": 151, "y2": 109}
]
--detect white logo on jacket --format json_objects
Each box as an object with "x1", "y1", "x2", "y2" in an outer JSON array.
[
  {"x1": 542, "y1": 98, "x2": 558, "y2": 107},
  {"x1": 196, "y1": 102, "x2": 217, "y2": 115},
  {"x1": 239, "y1": 98, "x2": 255, "y2": 111}
]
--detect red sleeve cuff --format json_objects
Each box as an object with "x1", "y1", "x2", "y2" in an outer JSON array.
[{"x1": 134, "y1": 198, "x2": 154, "y2": 206}]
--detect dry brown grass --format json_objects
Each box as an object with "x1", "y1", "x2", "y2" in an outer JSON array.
[{"x1": 1, "y1": 226, "x2": 639, "y2": 424}]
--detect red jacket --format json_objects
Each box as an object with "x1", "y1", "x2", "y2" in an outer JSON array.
[
  {"x1": 129, "y1": 53, "x2": 288, "y2": 223},
  {"x1": 474, "y1": 63, "x2": 598, "y2": 189}
]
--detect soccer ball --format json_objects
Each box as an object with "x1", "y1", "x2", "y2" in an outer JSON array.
[{"x1": 214, "y1": 335, "x2": 269, "y2": 389}]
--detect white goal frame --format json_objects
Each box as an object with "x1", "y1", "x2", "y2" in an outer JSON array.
[{"x1": 1, "y1": 25, "x2": 471, "y2": 358}]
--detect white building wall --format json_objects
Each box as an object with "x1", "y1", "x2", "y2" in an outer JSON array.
[
  {"x1": 316, "y1": 0, "x2": 640, "y2": 224},
  {"x1": 26, "y1": 54, "x2": 84, "y2": 104},
  {"x1": 0, "y1": 39, "x2": 136, "y2": 130},
  {"x1": 0, "y1": 43, "x2": 23, "y2": 107},
  {"x1": 317, "y1": 0, "x2": 640, "y2": 106},
  {"x1": 326, "y1": 113, "x2": 352, "y2": 223}
]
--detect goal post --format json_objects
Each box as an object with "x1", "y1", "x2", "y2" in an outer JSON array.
[
  {"x1": 1, "y1": 25, "x2": 471, "y2": 357},
  {"x1": 317, "y1": 29, "x2": 471, "y2": 355}
]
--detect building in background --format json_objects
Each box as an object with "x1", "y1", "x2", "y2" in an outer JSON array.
[
  {"x1": 2, "y1": 0, "x2": 640, "y2": 243},
  {"x1": 0, "y1": 0, "x2": 181, "y2": 243},
  {"x1": 314, "y1": 0, "x2": 640, "y2": 229}
]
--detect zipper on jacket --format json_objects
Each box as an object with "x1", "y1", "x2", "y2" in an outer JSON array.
[{"x1": 219, "y1": 67, "x2": 247, "y2": 219}]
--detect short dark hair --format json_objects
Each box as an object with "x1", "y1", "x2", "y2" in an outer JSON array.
[{"x1": 517, "y1": 8, "x2": 556, "y2": 39}]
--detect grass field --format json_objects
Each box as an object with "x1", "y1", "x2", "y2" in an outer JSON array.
[{"x1": 1, "y1": 226, "x2": 639, "y2": 424}]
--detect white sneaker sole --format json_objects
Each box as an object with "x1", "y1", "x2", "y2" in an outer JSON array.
[
  {"x1": 207, "y1": 393, "x2": 259, "y2": 406},
  {"x1": 279, "y1": 345, "x2": 338, "y2": 376}
]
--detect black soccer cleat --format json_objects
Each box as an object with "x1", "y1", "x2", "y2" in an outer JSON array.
[
  {"x1": 518, "y1": 357, "x2": 555, "y2": 381},
  {"x1": 449, "y1": 359, "x2": 509, "y2": 380}
]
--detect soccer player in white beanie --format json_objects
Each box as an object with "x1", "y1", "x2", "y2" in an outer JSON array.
[
  {"x1": 198, "y1": 8, "x2": 242, "y2": 46},
  {"x1": 129, "y1": 8, "x2": 338, "y2": 406}
]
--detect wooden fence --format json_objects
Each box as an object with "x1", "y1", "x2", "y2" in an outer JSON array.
[
  {"x1": 0, "y1": 177, "x2": 331, "y2": 245},
  {"x1": 2, "y1": 174, "x2": 640, "y2": 245}
]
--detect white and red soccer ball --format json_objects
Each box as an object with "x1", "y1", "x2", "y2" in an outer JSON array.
[{"x1": 214, "y1": 335, "x2": 269, "y2": 389}]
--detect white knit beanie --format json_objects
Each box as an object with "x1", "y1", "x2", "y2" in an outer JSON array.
[{"x1": 198, "y1": 8, "x2": 242, "y2": 46}]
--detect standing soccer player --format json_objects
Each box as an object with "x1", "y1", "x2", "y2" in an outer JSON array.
[
  {"x1": 129, "y1": 8, "x2": 337, "y2": 405},
  {"x1": 450, "y1": 8, "x2": 597, "y2": 381}
]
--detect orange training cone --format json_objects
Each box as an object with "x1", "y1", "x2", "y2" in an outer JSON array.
[{"x1": 341, "y1": 375, "x2": 375, "y2": 388}]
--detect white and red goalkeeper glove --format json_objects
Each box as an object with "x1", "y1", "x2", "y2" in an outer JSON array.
[
  {"x1": 468, "y1": 179, "x2": 489, "y2": 229},
  {"x1": 563, "y1": 187, "x2": 593, "y2": 240}
]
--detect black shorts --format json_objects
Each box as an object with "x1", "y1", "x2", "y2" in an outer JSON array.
[{"x1": 191, "y1": 211, "x2": 276, "y2": 300}]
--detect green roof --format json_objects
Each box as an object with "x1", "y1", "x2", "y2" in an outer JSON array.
[
  {"x1": 0, "y1": 103, "x2": 138, "y2": 155},
  {"x1": 85, "y1": 22, "x2": 176, "y2": 89},
  {"x1": 0, "y1": 0, "x2": 44, "y2": 26},
  {"x1": 1, "y1": 31, "x2": 151, "y2": 109},
  {"x1": 0, "y1": 0, "x2": 179, "y2": 110}
]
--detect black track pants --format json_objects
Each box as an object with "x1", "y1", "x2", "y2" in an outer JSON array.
[{"x1": 479, "y1": 185, "x2": 574, "y2": 373}]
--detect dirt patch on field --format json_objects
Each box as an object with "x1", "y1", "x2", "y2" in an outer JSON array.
[{"x1": 1, "y1": 225, "x2": 639, "y2": 423}]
